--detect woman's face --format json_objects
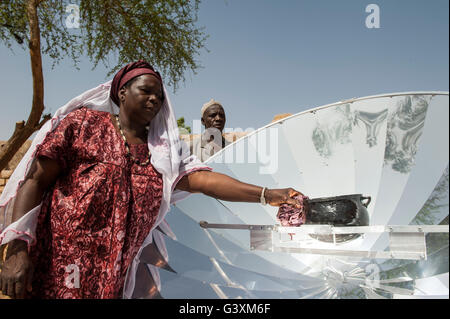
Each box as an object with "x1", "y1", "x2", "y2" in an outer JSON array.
[{"x1": 119, "y1": 74, "x2": 164, "y2": 125}]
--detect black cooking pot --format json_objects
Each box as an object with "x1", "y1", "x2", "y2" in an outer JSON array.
[{"x1": 304, "y1": 194, "x2": 371, "y2": 243}]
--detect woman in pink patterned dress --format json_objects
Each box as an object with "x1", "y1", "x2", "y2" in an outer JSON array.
[{"x1": 0, "y1": 61, "x2": 307, "y2": 299}]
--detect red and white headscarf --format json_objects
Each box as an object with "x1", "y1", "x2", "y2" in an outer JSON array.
[{"x1": 0, "y1": 60, "x2": 211, "y2": 298}]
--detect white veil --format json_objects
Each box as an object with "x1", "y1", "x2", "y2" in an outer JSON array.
[{"x1": 0, "y1": 79, "x2": 211, "y2": 298}]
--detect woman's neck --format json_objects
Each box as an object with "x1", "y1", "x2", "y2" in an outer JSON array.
[{"x1": 116, "y1": 112, "x2": 149, "y2": 143}]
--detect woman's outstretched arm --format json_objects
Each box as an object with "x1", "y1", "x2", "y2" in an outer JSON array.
[{"x1": 175, "y1": 170, "x2": 305, "y2": 208}]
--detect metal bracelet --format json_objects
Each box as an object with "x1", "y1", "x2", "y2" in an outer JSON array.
[{"x1": 260, "y1": 187, "x2": 267, "y2": 205}]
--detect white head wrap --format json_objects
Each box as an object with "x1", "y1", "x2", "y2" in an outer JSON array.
[
  {"x1": 201, "y1": 98, "x2": 223, "y2": 118},
  {"x1": 0, "y1": 79, "x2": 211, "y2": 298}
]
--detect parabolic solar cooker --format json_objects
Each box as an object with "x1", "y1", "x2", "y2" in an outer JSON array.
[{"x1": 136, "y1": 92, "x2": 449, "y2": 299}]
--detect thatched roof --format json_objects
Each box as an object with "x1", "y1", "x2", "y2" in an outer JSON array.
[{"x1": 271, "y1": 113, "x2": 292, "y2": 123}]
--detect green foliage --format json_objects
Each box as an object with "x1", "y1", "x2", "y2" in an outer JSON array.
[
  {"x1": 177, "y1": 116, "x2": 191, "y2": 134},
  {"x1": 0, "y1": 0, "x2": 208, "y2": 90}
]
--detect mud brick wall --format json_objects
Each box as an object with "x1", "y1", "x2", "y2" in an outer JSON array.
[
  {"x1": 0, "y1": 140, "x2": 32, "y2": 196},
  {"x1": 0, "y1": 169, "x2": 13, "y2": 194}
]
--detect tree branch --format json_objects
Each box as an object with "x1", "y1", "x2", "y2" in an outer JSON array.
[
  {"x1": 0, "y1": 0, "x2": 45, "y2": 172},
  {"x1": 26, "y1": 0, "x2": 44, "y2": 128},
  {"x1": 35, "y1": 113, "x2": 52, "y2": 130}
]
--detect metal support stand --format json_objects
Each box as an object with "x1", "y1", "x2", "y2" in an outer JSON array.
[{"x1": 199, "y1": 222, "x2": 449, "y2": 260}]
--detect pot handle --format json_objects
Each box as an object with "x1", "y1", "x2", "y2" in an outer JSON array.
[{"x1": 360, "y1": 196, "x2": 371, "y2": 208}]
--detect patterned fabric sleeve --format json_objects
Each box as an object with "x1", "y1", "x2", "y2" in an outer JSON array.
[
  {"x1": 0, "y1": 109, "x2": 87, "y2": 249},
  {"x1": 34, "y1": 107, "x2": 86, "y2": 171},
  {"x1": 170, "y1": 141, "x2": 212, "y2": 204}
]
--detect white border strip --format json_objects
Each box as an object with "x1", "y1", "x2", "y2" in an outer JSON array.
[{"x1": 206, "y1": 91, "x2": 449, "y2": 163}]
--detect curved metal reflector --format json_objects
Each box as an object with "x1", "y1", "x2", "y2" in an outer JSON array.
[{"x1": 149, "y1": 92, "x2": 449, "y2": 299}]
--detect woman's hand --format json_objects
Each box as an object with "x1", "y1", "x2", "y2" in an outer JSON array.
[
  {"x1": 265, "y1": 188, "x2": 307, "y2": 208},
  {"x1": 0, "y1": 240, "x2": 34, "y2": 299},
  {"x1": 0, "y1": 156, "x2": 59, "y2": 299}
]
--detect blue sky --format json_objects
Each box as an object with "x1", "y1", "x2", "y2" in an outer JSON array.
[{"x1": 0, "y1": 0, "x2": 448, "y2": 140}]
